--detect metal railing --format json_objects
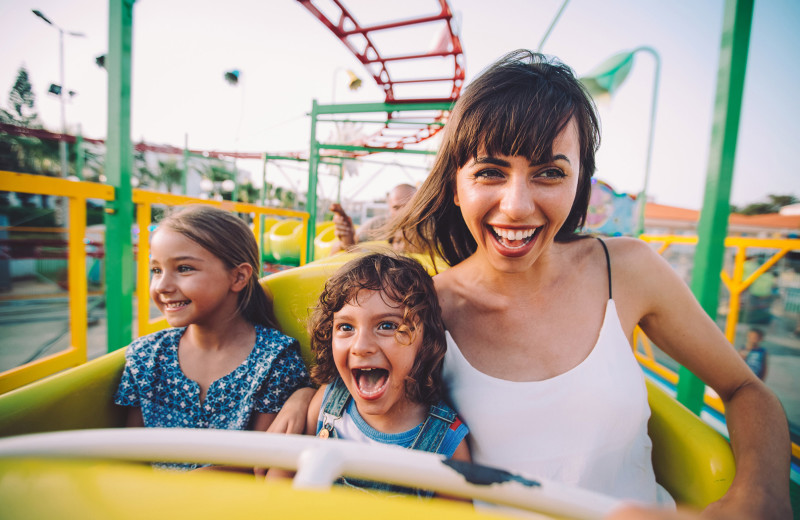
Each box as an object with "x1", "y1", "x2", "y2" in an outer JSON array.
[
  {"x1": 0, "y1": 171, "x2": 114, "y2": 393},
  {"x1": 0, "y1": 172, "x2": 309, "y2": 393}
]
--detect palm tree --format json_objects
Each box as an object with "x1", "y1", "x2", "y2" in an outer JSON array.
[{"x1": 157, "y1": 159, "x2": 184, "y2": 193}]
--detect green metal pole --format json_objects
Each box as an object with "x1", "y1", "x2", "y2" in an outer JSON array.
[
  {"x1": 634, "y1": 47, "x2": 661, "y2": 236},
  {"x1": 103, "y1": 0, "x2": 135, "y2": 352},
  {"x1": 677, "y1": 0, "x2": 754, "y2": 413},
  {"x1": 260, "y1": 153, "x2": 268, "y2": 206},
  {"x1": 75, "y1": 126, "x2": 84, "y2": 180},
  {"x1": 336, "y1": 162, "x2": 344, "y2": 204},
  {"x1": 306, "y1": 100, "x2": 320, "y2": 260},
  {"x1": 181, "y1": 133, "x2": 188, "y2": 195}
]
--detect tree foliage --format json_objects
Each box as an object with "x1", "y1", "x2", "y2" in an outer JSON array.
[
  {"x1": 732, "y1": 194, "x2": 799, "y2": 215},
  {"x1": 8, "y1": 67, "x2": 36, "y2": 122}
]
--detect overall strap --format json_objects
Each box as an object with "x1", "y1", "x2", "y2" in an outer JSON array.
[
  {"x1": 596, "y1": 237, "x2": 612, "y2": 300},
  {"x1": 409, "y1": 402, "x2": 456, "y2": 453},
  {"x1": 322, "y1": 377, "x2": 351, "y2": 418}
]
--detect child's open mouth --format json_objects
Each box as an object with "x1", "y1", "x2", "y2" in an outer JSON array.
[{"x1": 352, "y1": 368, "x2": 389, "y2": 400}]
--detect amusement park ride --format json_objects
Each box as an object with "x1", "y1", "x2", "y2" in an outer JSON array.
[{"x1": 0, "y1": 0, "x2": 797, "y2": 517}]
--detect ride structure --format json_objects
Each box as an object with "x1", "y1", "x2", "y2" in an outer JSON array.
[{"x1": 1, "y1": 0, "x2": 799, "y2": 513}]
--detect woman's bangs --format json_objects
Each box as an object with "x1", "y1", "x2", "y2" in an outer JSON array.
[{"x1": 456, "y1": 91, "x2": 575, "y2": 166}]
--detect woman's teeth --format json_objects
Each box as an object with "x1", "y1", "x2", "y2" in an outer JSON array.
[{"x1": 491, "y1": 226, "x2": 538, "y2": 246}]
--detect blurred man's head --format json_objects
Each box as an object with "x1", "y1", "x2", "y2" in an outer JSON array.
[{"x1": 388, "y1": 184, "x2": 417, "y2": 217}]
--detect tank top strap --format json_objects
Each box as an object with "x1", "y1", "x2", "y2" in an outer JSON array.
[{"x1": 596, "y1": 237, "x2": 612, "y2": 299}]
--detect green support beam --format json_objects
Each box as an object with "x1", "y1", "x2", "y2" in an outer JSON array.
[
  {"x1": 317, "y1": 118, "x2": 446, "y2": 126},
  {"x1": 319, "y1": 143, "x2": 437, "y2": 155},
  {"x1": 75, "y1": 130, "x2": 84, "y2": 180},
  {"x1": 306, "y1": 100, "x2": 320, "y2": 261},
  {"x1": 313, "y1": 101, "x2": 453, "y2": 115},
  {"x1": 678, "y1": 0, "x2": 754, "y2": 413},
  {"x1": 103, "y1": 0, "x2": 135, "y2": 352}
]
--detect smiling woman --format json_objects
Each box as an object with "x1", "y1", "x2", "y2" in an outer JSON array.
[{"x1": 391, "y1": 50, "x2": 792, "y2": 518}]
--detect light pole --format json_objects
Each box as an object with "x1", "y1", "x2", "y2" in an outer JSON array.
[
  {"x1": 224, "y1": 69, "x2": 244, "y2": 202},
  {"x1": 580, "y1": 46, "x2": 661, "y2": 236},
  {"x1": 32, "y1": 9, "x2": 85, "y2": 178}
]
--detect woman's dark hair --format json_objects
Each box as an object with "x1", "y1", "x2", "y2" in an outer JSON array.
[
  {"x1": 156, "y1": 205, "x2": 278, "y2": 329},
  {"x1": 309, "y1": 252, "x2": 446, "y2": 405},
  {"x1": 392, "y1": 50, "x2": 600, "y2": 266}
]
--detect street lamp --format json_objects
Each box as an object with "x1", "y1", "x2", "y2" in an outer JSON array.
[
  {"x1": 224, "y1": 69, "x2": 245, "y2": 202},
  {"x1": 580, "y1": 46, "x2": 661, "y2": 236},
  {"x1": 32, "y1": 9, "x2": 85, "y2": 178}
]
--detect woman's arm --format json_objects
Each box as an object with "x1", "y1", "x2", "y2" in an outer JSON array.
[
  {"x1": 616, "y1": 239, "x2": 791, "y2": 519},
  {"x1": 251, "y1": 412, "x2": 277, "y2": 432},
  {"x1": 266, "y1": 387, "x2": 316, "y2": 435}
]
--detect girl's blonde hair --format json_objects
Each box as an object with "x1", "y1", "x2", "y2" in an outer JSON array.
[{"x1": 157, "y1": 205, "x2": 278, "y2": 329}]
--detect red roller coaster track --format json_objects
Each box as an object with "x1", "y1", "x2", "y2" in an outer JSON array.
[
  {"x1": 297, "y1": 0, "x2": 465, "y2": 150},
  {"x1": 1, "y1": 2, "x2": 465, "y2": 161}
]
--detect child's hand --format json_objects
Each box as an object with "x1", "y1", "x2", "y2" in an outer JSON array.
[
  {"x1": 330, "y1": 203, "x2": 356, "y2": 247},
  {"x1": 267, "y1": 387, "x2": 316, "y2": 434}
]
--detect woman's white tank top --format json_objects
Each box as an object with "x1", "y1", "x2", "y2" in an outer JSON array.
[{"x1": 443, "y1": 299, "x2": 671, "y2": 505}]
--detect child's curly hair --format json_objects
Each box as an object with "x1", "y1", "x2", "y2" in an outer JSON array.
[{"x1": 309, "y1": 252, "x2": 446, "y2": 405}]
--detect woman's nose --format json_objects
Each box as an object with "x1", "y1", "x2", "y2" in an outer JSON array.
[{"x1": 499, "y1": 178, "x2": 535, "y2": 220}]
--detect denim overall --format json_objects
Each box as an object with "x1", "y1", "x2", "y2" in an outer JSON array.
[{"x1": 318, "y1": 377, "x2": 457, "y2": 498}]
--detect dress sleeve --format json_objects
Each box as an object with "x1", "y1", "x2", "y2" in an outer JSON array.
[
  {"x1": 114, "y1": 342, "x2": 143, "y2": 407},
  {"x1": 253, "y1": 338, "x2": 311, "y2": 414}
]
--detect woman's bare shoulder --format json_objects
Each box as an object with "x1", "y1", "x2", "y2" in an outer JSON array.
[{"x1": 598, "y1": 236, "x2": 662, "y2": 274}]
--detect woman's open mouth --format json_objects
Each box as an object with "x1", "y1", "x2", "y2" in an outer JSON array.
[
  {"x1": 489, "y1": 225, "x2": 540, "y2": 251},
  {"x1": 352, "y1": 368, "x2": 389, "y2": 400}
]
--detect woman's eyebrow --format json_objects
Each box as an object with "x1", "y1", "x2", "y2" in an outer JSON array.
[
  {"x1": 530, "y1": 154, "x2": 571, "y2": 166},
  {"x1": 474, "y1": 154, "x2": 572, "y2": 167},
  {"x1": 474, "y1": 156, "x2": 511, "y2": 167}
]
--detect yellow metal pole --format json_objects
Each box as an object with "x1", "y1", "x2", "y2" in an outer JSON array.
[
  {"x1": 68, "y1": 196, "x2": 88, "y2": 364},
  {"x1": 724, "y1": 246, "x2": 748, "y2": 342},
  {"x1": 136, "y1": 201, "x2": 152, "y2": 337}
]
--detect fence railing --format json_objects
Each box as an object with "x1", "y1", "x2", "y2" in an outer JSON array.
[
  {"x1": 0, "y1": 171, "x2": 114, "y2": 393},
  {"x1": 0, "y1": 171, "x2": 309, "y2": 394}
]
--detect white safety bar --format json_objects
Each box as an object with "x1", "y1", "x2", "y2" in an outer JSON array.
[{"x1": 0, "y1": 428, "x2": 623, "y2": 520}]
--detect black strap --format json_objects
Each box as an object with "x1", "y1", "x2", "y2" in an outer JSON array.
[{"x1": 596, "y1": 237, "x2": 612, "y2": 299}]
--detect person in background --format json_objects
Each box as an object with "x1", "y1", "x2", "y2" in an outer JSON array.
[
  {"x1": 739, "y1": 327, "x2": 768, "y2": 380},
  {"x1": 330, "y1": 183, "x2": 417, "y2": 254}
]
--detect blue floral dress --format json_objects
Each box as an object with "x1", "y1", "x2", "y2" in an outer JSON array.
[{"x1": 115, "y1": 325, "x2": 309, "y2": 469}]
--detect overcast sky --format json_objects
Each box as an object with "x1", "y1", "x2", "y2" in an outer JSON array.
[{"x1": 1, "y1": 0, "x2": 798, "y2": 209}]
